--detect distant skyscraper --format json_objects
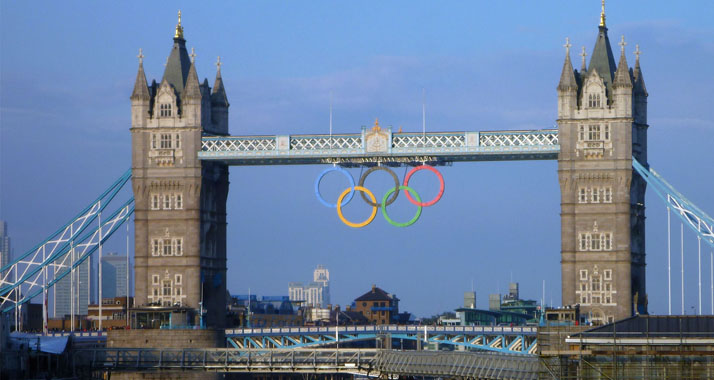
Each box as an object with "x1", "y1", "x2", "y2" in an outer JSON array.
[
  {"x1": 289, "y1": 265, "x2": 330, "y2": 308},
  {"x1": 101, "y1": 252, "x2": 129, "y2": 298},
  {"x1": 55, "y1": 255, "x2": 92, "y2": 318},
  {"x1": 0, "y1": 221, "x2": 11, "y2": 277}
]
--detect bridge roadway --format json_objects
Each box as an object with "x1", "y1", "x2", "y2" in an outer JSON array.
[
  {"x1": 73, "y1": 348, "x2": 541, "y2": 380},
  {"x1": 50, "y1": 325, "x2": 538, "y2": 355},
  {"x1": 226, "y1": 325, "x2": 539, "y2": 354}
]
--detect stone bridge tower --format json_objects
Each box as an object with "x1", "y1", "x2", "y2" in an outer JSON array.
[
  {"x1": 130, "y1": 12, "x2": 229, "y2": 327},
  {"x1": 557, "y1": 7, "x2": 648, "y2": 322}
]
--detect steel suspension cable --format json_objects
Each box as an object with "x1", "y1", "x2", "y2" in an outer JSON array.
[{"x1": 668, "y1": 202, "x2": 672, "y2": 315}]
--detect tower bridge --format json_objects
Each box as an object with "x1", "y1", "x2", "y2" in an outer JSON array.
[{"x1": 2, "y1": 6, "x2": 714, "y2": 379}]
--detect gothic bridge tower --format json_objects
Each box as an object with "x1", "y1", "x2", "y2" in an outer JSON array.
[
  {"x1": 557, "y1": 6, "x2": 648, "y2": 322},
  {"x1": 130, "y1": 12, "x2": 230, "y2": 327}
]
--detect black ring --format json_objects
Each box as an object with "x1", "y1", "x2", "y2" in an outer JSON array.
[{"x1": 358, "y1": 166, "x2": 400, "y2": 207}]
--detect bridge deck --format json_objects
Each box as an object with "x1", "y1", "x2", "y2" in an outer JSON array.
[
  {"x1": 199, "y1": 129, "x2": 559, "y2": 165},
  {"x1": 74, "y1": 348, "x2": 541, "y2": 379}
]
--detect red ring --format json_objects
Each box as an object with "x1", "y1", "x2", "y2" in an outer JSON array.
[{"x1": 402, "y1": 165, "x2": 444, "y2": 207}]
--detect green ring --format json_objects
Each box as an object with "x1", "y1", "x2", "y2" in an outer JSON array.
[{"x1": 381, "y1": 185, "x2": 422, "y2": 227}]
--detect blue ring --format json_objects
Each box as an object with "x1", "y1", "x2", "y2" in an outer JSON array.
[{"x1": 315, "y1": 167, "x2": 355, "y2": 208}]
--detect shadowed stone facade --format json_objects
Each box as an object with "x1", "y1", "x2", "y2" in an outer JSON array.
[
  {"x1": 130, "y1": 15, "x2": 229, "y2": 328},
  {"x1": 557, "y1": 19, "x2": 648, "y2": 322}
]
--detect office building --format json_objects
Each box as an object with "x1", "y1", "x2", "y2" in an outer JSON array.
[
  {"x1": 101, "y1": 252, "x2": 130, "y2": 298},
  {"x1": 288, "y1": 265, "x2": 330, "y2": 308}
]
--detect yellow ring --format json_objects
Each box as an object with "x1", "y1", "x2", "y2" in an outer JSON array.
[{"x1": 337, "y1": 186, "x2": 377, "y2": 228}]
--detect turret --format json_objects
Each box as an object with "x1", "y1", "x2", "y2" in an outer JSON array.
[
  {"x1": 182, "y1": 50, "x2": 202, "y2": 126},
  {"x1": 557, "y1": 38, "x2": 578, "y2": 119},
  {"x1": 632, "y1": 45, "x2": 648, "y2": 125},
  {"x1": 210, "y1": 57, "x2": 229, "y2": 134},
  {"x1": 130, "y1": 49, "x2": 151, "y2": 128},
  {"x1": 612, "y1": 36, "x2": 633, "y2": 117}
]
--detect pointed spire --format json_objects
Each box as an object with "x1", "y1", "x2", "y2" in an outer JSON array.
[
  {"x1": 589, "y1": 15, "x2": 617, "y2": 98},
  {"x1": 558, "y1": 37, "x2": 578, "y2": 91},
  {"x1": 633, "y1": 44, "x2": 648, "y2": 96},
  {"x1": 175, "y1": 10, "x2": 184, "y2": 40},
  {"x1": 580, "y1": 46, "x2": 587, "y2": 72},
  {"x1": 600, "y1": 0, "x2": 606, "y2": 27},
  {"x1": 613, "y1": 36, "x2": 632, "y2": 88},
  {"x1": 212, "y1": 56, "x2": 229, "y2": 106},
  {"x1": 183, "y1": 61, "x2": 202, "y2": 99},
  {"x1": 131, "y1": 48, "x2": 150, "y2": 100},
  {"x1": 163, "y1": 11, "x2": 192, "y2": 98}
]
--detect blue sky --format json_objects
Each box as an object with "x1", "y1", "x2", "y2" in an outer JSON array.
[{"x1": 1, "y1": 1, "x2": 713, "y2": 317}]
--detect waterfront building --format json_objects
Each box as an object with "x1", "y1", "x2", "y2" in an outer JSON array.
[
  {"x1": 101, "y1": 252, "x2": 130, "y2": 298},
  {"x1": 288, "y1": 265, "x2": 330, "y2": 308},
  {"x1": 228, "y1": 295, "x2": 302, "y2": 328},
  {"x1": 0, "y1": 221, "x2": 11, "y2": 277},
  {"x1": 54, "y1": 255, "x2": 92, "y2": 318},
  {"x1": 354, "y1": 285, "x2": 399, "y2": 325}
]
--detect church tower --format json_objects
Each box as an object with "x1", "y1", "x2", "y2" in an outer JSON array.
[
  {"x1": 557, "y1": 4, "x2": 648, "y2": 323},
  {"x1": 130, "y1": 12, "x2": 229, "y2": 327}
]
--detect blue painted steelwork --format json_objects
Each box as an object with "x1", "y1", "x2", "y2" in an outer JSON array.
[
  {"x1": 0, "y1": 170, "x2": 134, "y2": 313},
  {"x1": 225, "y1": 325, "x2": 538, "y2": 355},
  {"x1": 633, "y1": 158, "x2": 714, "y2": 248},
  {"x1": 199, "y1": 129, "x2": 559, "y2": 166}
]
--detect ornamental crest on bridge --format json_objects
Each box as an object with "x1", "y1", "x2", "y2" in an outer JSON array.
[{"x1": 364, "y1": 119, "x2": 390, "y2": 153}]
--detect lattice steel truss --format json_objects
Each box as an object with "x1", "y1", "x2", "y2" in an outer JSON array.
[
  {"x1": 200, "y1": 129, "x2": 559, "y2": 165},
  {"x1": 225, "y1": 325, "x2": 538, "y2": 355},
  {"x1": 0, "y1": 170, "x2": 134, "y2": 314},
  {"x1": 633, "y1": 158, "x2": 714, "y2": 248}
]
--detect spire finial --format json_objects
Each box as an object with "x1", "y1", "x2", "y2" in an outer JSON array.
[
  {"x1": 600, "y1": 0, "x2": 606, "y2": 27},
  {"x1": 137, "y1": 48, "x2": 144, "y2": 65},
  {"x1": 216, "y1": 56, "x2": 222, "y2": 72},
  {"x1": 634, "y1": 44, "x2": 641, "y2": 63},
  {"x1": 563, "y1": 37, "x2": 572, "y2": 55},
  {"x1": 580, "y1": 46, "x2": 587, "y2": 70},
  {"x1": 619, "y1": 35, "x2": 627, "y2": 54},
  {"x1": 174, "y1": 10, "x2": 184, "y2": 39},
  {"x1": 190, "y1": 47, "x2": 197, "y2": 63}
]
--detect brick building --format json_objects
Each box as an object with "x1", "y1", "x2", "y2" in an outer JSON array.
[{"x1": 354, "y1": 285, "x2": 399, "y2": 325}]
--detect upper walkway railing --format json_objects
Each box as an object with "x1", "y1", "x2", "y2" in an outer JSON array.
[
  {"x1": 199, "y1": 128, "x2": 559, "y2": 165},
  {"x1": 226, "y1": 324, "x2": 538, "y2": 336}
]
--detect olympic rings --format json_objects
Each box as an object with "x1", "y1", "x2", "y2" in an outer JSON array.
[
  {"x1": 403, "y1": 165, "x2": 445, "y2": 207},
  {"x1": 337, "y1": 186, "x2": 378, "y2": 228},
  {"x1": 381, "y1": 186, "x2": 422, "y2": 227},
  {"x1": 358, "y1": 166, "x2": 400, "y2": 207},
  {"x1": 314, "y1": 164, "x2": 445, "y2": 228},
  {"x1": 315, "y1": 166, "x2": 355, "y2": 208}
]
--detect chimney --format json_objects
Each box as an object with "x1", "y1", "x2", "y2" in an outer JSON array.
[{"x1": 372, "y1": 284, "x2": 376, "y2": 293}]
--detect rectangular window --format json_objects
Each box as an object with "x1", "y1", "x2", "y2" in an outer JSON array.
[
  {"x1": 592, "y1": 295, "x2": 601, "y2": 304},
  {"x1": 162, "y1": 281, "x2": 172, "y2": 296},
  {"x1": 580, "y1": 283, "x2": 587, "y2": 291},
  {"x1": 174, "y1": 238, "x2": 183, "y2": 256},
  {"x1": 163, "y1": 194, "x2": 171, "y2": 210},
  {"x1": 605, "y1": 283, "x2": 611, "y2": 291},
  {"x1": 604, "y1": 187, "x2": 612, "y2": 203},
  {"x1": 160, "y1": 133, "x2": 172, "y2": 149},
  {"x1": 578, "y1": 125, "x2": 585, "y2": 141},
  {"x1": 152, "y1": 275, "x2": 159, "y2": 285},
  {"x1": 578, "y1": 188, "x2": 587, "y2": 203},
  {"x1": 591, "y1": 188, "x2": 600, "y2": 203},
  {"x1": 175, "y1": 134, "x2": 181, "y2": 149},
  {"x1": 588, "y1": 125, "x2": 601, "y2": 141},
  {"x1": 579, "y1": 234, "x2": 588, "y2": 251},
  {"x1": 604, "y1": 233, "x2": 612, "y2": 251},
  {"x1": 591, "y1": 233, "x2": 601, "y2": 250},
  {"x1": 175, "y1": 274, "x2": 182, "y2": 285},
  {"x1": 151, "y1": 194, "x2": 160, "y2": 210},
  {"x1": 585, "y1": 234, "x2": 592, "y2": 250},
  {"x1": 152, "y1": 239, "x2": 160, "y2": 256},
  {"x1": 581, "y1": 296, "x2": 587, "y2": 304},
  {"x1": 604, "y1": 125, "x2": 610, "y2": 140},
  {"x1": 604, "y1": 270, "x2": 612, "y2": 281},
  {"x1": 175, "y1": 287, "x2": 182, "y2": 296},
  {"x1": 151, "y1": 134, "x2": 157, "y2": 149},
  {"x1": 580, "y1": 270, "x2": 588, "y2": 281},
  {"x1": 175, "y1": 193, "x2": 183, "y2": 209},
  {"x1": 163, "y1": 239, "x2": 172, "y2": 256}
]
